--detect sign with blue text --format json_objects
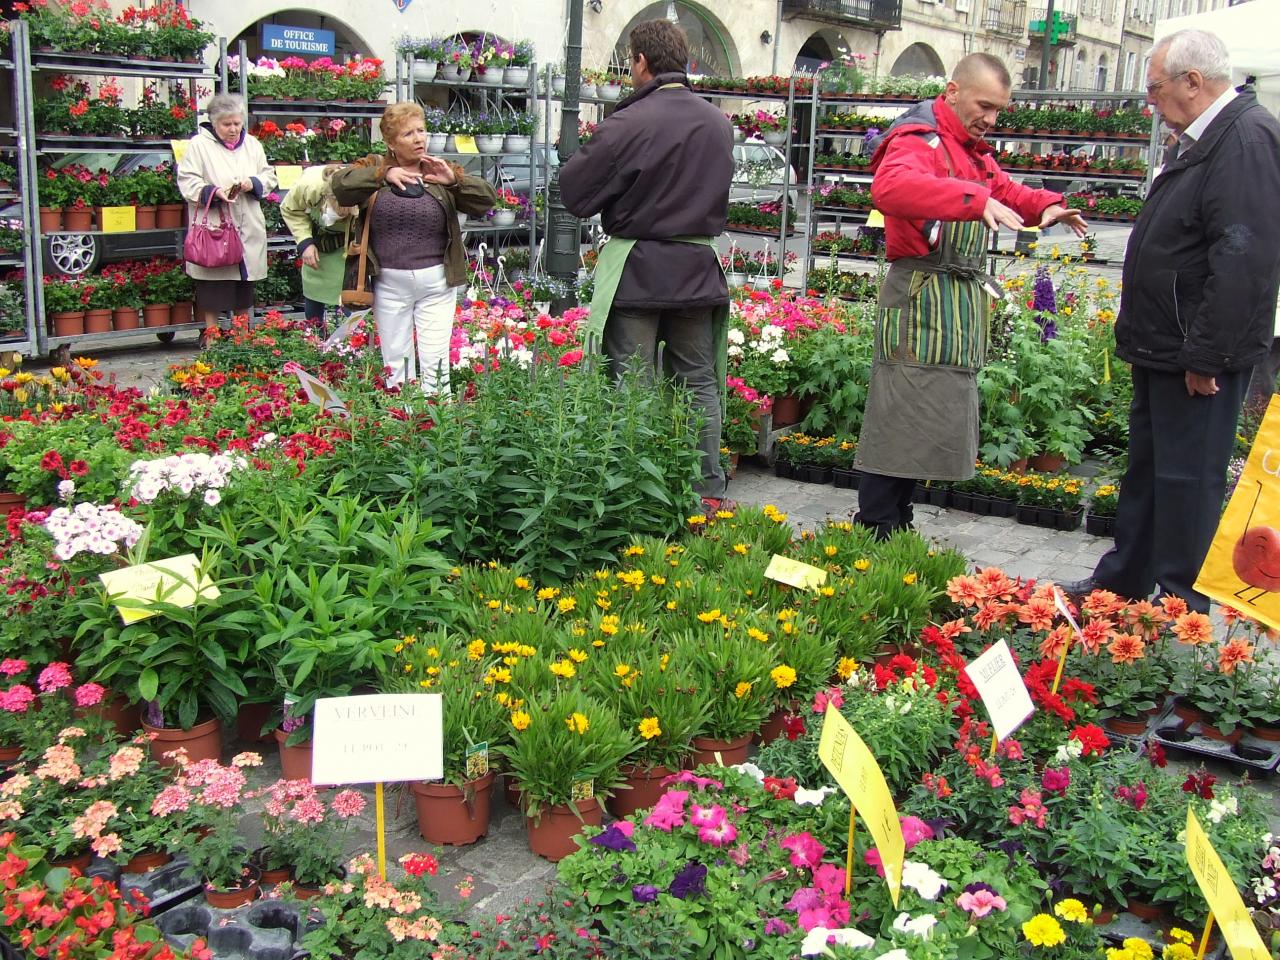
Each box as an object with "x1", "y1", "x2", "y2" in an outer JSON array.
[{"x1": 261, "y1": 24, "x2": 335, "y2": 57}]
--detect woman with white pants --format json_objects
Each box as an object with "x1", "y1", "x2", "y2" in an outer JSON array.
[{"x1": 332, "y1": 102, "x2": 496, "y2": 393}]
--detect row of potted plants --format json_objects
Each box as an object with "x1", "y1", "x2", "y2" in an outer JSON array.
[
  {"x1": 997, "y1": 150, "x2": 1147, "y2": 177},
  {"x1": 225, "y1": 54, "x2": 388, "y2": 103},
  {"x1": 814, "y1": 183, "x2": 874, "y2": 210},
  {"x1": 725, "y1": 201, "x2": 797, "y2": 235},
  {"x1": 43, "y1": 257, "x2": 194, "y2": 335},
  {"x1": 19, "y1": 0, "x2": 214, "y2": 62},
  {"x1": 1066, "y1": 191, "x2": 1147, "y2": 220},
  {"x1": 397, "y1": 34, "x2": 537, "y2": 87},
  {"x1": 253, "y1": 119, "x2": 377, "y2": 165},
  {"x1": 691, "y1": 74, "x2": 814, "y2": 97},
  {"x1": 995, "y1": 105, "x2": 1153, "y2": 137},
  {"x1": 37, "y1": 163, "x2": 184, "y2": 232},
  {"x1": 812, "y1": 228, "x2": 886, "y2": 259},
  {"x1": 420, "y1": 108, "x2": 537, "y2": 154},
  {"x1": 35, "y1": 77, "x2": 198, "y2": 141}
]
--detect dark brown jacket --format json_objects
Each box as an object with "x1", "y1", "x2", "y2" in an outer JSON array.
[
  {"x1": 560, "y1": 73, "x2": 733, "y2": 309},
  {"x1": 331, "y1": 156, "x2": 497, "y2": 290}
]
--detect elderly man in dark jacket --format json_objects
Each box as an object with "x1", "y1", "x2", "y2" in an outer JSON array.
[
  {"x1": 1062, "y1": 28, "x2": 1280, "y2": 612},
  {"x1": 560, "y1": 19, "x2": 735, "y2": 513}
]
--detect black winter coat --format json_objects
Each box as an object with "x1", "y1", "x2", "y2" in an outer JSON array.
[
  {"x1": 1115, "y1": 88, "x2": 1280, "y2": 376},
  {"x1": 559, "y1": 72, "x2": 734, "y2": 309}
]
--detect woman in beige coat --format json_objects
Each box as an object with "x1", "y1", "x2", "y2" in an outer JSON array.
[{"x1": 177, "y1": 93, "x2": 277, "y2": 332}]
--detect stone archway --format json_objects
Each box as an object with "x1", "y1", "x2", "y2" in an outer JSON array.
[
  {"x1": 795, "y1": 28, "x2": 857, "y2": 74},
  {"x1": 890, "y1": 42, "x2": 945, "y2": 77},
  {"x1": 611, "y1": 1, "x2": 739, "y2": 77}
]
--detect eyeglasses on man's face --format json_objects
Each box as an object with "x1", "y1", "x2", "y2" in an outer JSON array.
[{"x1": 1146, "y1": 70, "x2": 1188, "y2": 95}]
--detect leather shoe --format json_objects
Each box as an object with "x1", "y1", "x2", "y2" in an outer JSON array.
[{"x1": 1055, "y1": 577, "x2": 1104, "y2": 598}]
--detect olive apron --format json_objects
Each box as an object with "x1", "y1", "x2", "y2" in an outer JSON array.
[
  {"x1": 585, "y1": 235, "x2": 730, "y2": 408},
  {"x1": 854, "y1": 212, "x2": 1003, "y2": 482}
]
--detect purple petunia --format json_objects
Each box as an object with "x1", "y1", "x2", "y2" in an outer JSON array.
[
  {"x1": 589, "y1": 824, "x2": 637, "y2": 853},
  {"x1": 632, "y1": 884, "x2": 658, "y2": 903},
  {"x1": 669, "y1": 862, "x2": 707, "y2": 900}
]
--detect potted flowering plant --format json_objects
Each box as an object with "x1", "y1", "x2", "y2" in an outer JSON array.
[
  {"x1": 676, "y1": 629, "x2": 773, "y2": 765},
  {"x1": 82, "y1": 737, "x2": 185, "y2": 871},
  {"x1": 753, "y1": 109, "x2": 790, "y2": 145},
  {"x1": 254, "y1": 779, "x2": 366, "y2": 891},
  {"x1": 152, "y1": 752, "x2": 263, "y2": 905},
  {"x1": 721, "y1": 250, "x2": 751, "y2": 285},
  {"x1": 438, "y1": 38, "x2": 472, "y2": 81},
  {"x1": 1085, "y1": 481, "x2": 1118, "y2": 536},
  {"x1": 301, "y1": 852, "x2": 443, "y2": 960},
  {"x1": 585, "y1": 649, "x2": 711, "y2": 816},
  {"x1": 0, "y1": 832, "x2": 213, "y2": 960},
  {"x1": 490, "y1": 189, "x2": 523, "y2": 226},
  {"x1": 381, "y1": 635, "x2": 508, "y2": 845},
  {"x1": 4, "y1": 728, "x2": 103, "y2": 863},
  {"x1": 497, "y1": 689, "x2": 636, "y2": 860}
]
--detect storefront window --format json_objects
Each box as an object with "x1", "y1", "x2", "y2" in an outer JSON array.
[{"x1": 613, "y1": 2, "x2": 734, "y2": 77}]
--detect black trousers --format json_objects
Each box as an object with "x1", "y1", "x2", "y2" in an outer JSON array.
[
  {"x1": 1093, "y1": 365, "x2": 1247, "y2": 612},
  {"x1": 855, "y1": 472, "x2": 916, "y2": 540}
]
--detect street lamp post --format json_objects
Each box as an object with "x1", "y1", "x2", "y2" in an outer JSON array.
[
  {"x1": 1038, "y1": 0, "x2": 1056, "y2": 90},
  {"x1": 546, "y1": 0, "x2": 585, "y2": 311}
]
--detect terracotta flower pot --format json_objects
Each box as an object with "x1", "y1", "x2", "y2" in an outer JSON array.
[
  {"x1": 1197, "y1": 721, "x2": 1242, "y2": 744},
  {"x1": 234, "y1": 701, "x2": 274, "y2": 743},
  {"x1": 757, "y1": 704, "x2": 798, "y2": 746},
  {"x1": 525, "y1": 798, "x2": 603, "y2": 862},
  {"x1": 50, "y1": 311, "x2": 85, "y2": 337},
  {"x1": 142, "y1": 716, "x2": 222, "y2": 767},
  {"x1": 39, "y1": 207, "x2": 63, "y2": 232},
  {"x1": 1008, "y1": 457, "x2": 1029, "y2": 475},
  {"x1": 689, "y1": 732, "x2": 753, "y2": 768},
  {"x1": 74, "y1": 694, "x2": 140, "y2": 738},
  {"x1": 122, "y1": 849, "x2": 173, "y2": 874},
  {"x1": 607, "y1": 763, "x2": 675, "y2": 818},
  {"x1": 771, "y1": 395, "x2": 802, "y2": 427},
  {"x1": 1247, "y1": 724, "x2": 1280, "y2": 742},
  {"x1": 170, "y1": 301, "x2": 194, "y2": 326},
  {"x1": 1171, "y1": 698, "x2": 1205, "y2": 726},
  {"x1": 1029, "y1": 452, "x2": 1067, "y2": 473},
  {"x1": 1124, "y1": 897, "x2": 1165, "y2": 922},
  {"x1": 273, "y1": 728, "x2": 313, "y2": 782},
  {"x1": 63, "y1": 208, "x2": 93, "y2": 231},
  {"x1": 410, "y1": 770, "x2": 495, "y2": 846},
  {"x1": 0, "y1": 492, "x2": 27, "y2": 515},
  {"x1": 292, "y1": 867, "x2": 346, "y2": 900},
  {"x1": 1104, "y1": 715, "x2": 1149, "y2": 736},
  {"x1": 503, "y1": 774, "x2": 524, "y2": 810},
  {"x1": 84, "y1": 308, "x2": 112, "y2": 333},
  {"x1": 204, "y1": 865, "x2": 261, "y2": 908},
  {"x1": 156, "y1": 204, "x2": 185, "y2": 229},
  {"x1": 51, "y1": 851, "x2": 92, "y2": 873},
  {"x1": 112, "y1": 307, "x2": 140, "y2": 330},
  {"x1": 134, "y1": 206, "x2": 157, "y2": 230},
  {"x1": 0, "y1": 744, "x2": 21, "y2": 763},
  {"x1": 143, "y1": 304, "x2": 171, "y2": 328},
  {"x1": 251, "y1": 847, "x2": 294, "y2": 885}
]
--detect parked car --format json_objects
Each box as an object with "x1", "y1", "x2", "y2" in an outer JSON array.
[
  {"x1": 17, "y1": 152, "x2": 182, "y2": 278},
  {"x1": 732, "y1": 140, "x2": 800, "y2": 212}
]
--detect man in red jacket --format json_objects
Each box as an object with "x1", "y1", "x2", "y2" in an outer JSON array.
[{"x1": 853, "y1": 53, "x2": 1086, "y2": 540}]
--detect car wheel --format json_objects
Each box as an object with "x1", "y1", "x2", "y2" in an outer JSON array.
[
  {"x1": 44, "y1": 234, "x2": 99, "y2": 277},
  {"x1": 155, "y1": 331, "x2": 176, "y2": 344}
]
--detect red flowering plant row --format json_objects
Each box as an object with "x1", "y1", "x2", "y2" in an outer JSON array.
[
  {"x1": 20, "y1": 0, "x2": 214, "y2": 61},
  {"x1": 0, "y1": 831, "x2": 213, "y2": 960}
]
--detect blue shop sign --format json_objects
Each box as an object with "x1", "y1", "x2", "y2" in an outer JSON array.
[{"x1": 261, "y1": 24, "x2": 336, "y2": 57}]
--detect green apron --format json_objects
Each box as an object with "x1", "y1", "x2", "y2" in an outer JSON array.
[
  {"x1": 586, "y1": 235, "x2": 730, "y2": 408},
  {"x1": 854, "y1": 216, "x2": 1003, "y2": 482}
]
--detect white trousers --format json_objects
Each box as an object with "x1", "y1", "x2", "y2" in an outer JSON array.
[{"x1": 373, "y1": 265, "x2": 456, "y2": 393}]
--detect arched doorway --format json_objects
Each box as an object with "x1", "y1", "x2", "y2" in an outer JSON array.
[
  {"x1": 1095, "y1": 53, "x2": 1108, "y2": 91},
  {"x1": 228, "y1": 9, "x2": 374, "y2": 62},
  {"x1": 890, "y1": 42, "x2": 944, "y2": 77},
  {"x1": 795, "y1": 34, "x2": 835, "y2": 74},
  {"x1": 612, "y1": 1, "x2": 738, "y2": 77}
]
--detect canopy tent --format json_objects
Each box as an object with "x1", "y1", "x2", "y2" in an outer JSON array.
[{"x1": 1155, "y1": 0, "x2": 1280, "y2": 116}]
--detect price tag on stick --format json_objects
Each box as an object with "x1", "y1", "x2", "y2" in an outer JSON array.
[{"x1": 965, "y1": 639, "x2": 1035, "y2": 744}]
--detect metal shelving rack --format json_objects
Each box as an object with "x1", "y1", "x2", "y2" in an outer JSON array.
[
  {"x1": 14, "y1": 24, "x2": 218, "y2": 356},
  {"x1": 395, "y1": 53, "x2": 539, "y2": 263},
  {"x1": 3, "y1": 23, "x2": 39, "y2": 357}
]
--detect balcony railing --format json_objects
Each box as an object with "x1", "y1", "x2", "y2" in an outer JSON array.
[
  {"x1": 782, "y1": 0, "x2": 903, "y2": 29},
  {"x1": 981, "y1": 0, "x2": 1028, "y2": 36}
]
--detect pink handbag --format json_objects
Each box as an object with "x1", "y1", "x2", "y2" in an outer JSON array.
[{"x1": 183, "y1": 195, "x2": 245, "y2": 268}]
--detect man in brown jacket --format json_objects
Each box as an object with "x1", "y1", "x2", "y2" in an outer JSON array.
[{"x1": 560, "y1": 20, "x2": 735, "y2": 512}]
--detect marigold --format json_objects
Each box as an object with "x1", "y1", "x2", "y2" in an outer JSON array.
[
  {"x1": 614, "y1": 663, "x2": 632, "y2": 678},
  {"x1": 1022, "y1": 914, "x2": 1066, "y2": 948},
  {"x1": 734, "y1": 681, "x2": 753, "y2": 699},
  {"x1": 747, "y1": 627, "x2": 769, "y2": 643},
  {"x1": 854, "y1": 558, "x2": 871, "y2": 572},
  {"x1": 550, "y1": 660, "x2": 576, "y2": 679},
  {"x1": 770, "y1": 664, "x2": 797, "y2": 689},
  {"x1": 565, "y1": 712, "x2": 590, "y2": 735},
  {"x1": 467, "y1": 639, "x2": 486, "y2": 660},
  {"x1": 638, "y1": 717, "x2": 661, "y2": 740},
  {"x1": 902, "y1": 572, "x2": 918, "y2": 586},
  {"x1": 568, "y1": 648, "x2": 588, "y2": 664},
  {"x1": 511, "y1": 710, "x2": 531, "y2": 731},
  {"x1": 837, "y1": 656, "x2": 858, "y2": 680},
  {"x1": 1053, "y1": 898, "x2": 1088, "y2": 923},
  {"x1": 559, "y1": 597, "x2": 577, "y2": 613}
]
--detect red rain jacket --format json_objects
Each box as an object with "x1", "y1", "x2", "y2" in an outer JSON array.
[{"x1": 869, "y1": 96, "x2": 1063, "y2": 260}]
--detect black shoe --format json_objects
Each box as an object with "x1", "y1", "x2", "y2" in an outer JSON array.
[{"x1": 1055, "y1": 577, "x2": 1104, "y2": 598}]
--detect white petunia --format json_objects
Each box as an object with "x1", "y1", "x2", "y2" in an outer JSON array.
[
  {"x1": 892, "y1": 912, "x2": 938, "y2": 939},
  {"x1": 794, "y1": 785, "x2": 837, "y2": 807},
  {"x1": 799, "y1": 926, "x2": 875, "y2": 957},
  {"x1": 57, "y1": 480, "x2": 75, "y2": 502},
  {"x1": 770, "y1": 348, "x2": 790, "y2": 364},
  {"x1": 727, "y1": 328, "x2": 745, "y2": 345},
  {"x1": 901, "y1": 860, "x2": 947, "y2": 901},
  {"x1": 732, "y1": 762, "x2": 764, "y2": 784},
  {"x1": 203, "y1": 489, "x2": 222, "y2": 507}
]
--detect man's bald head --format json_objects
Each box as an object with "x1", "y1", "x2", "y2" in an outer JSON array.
[
  {"x1": 952, "y1": 53, "x2": 1012, "y2": 89},
  {"x1": 945, "y1": 53, "x2": 1013, "y2": 140}
]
